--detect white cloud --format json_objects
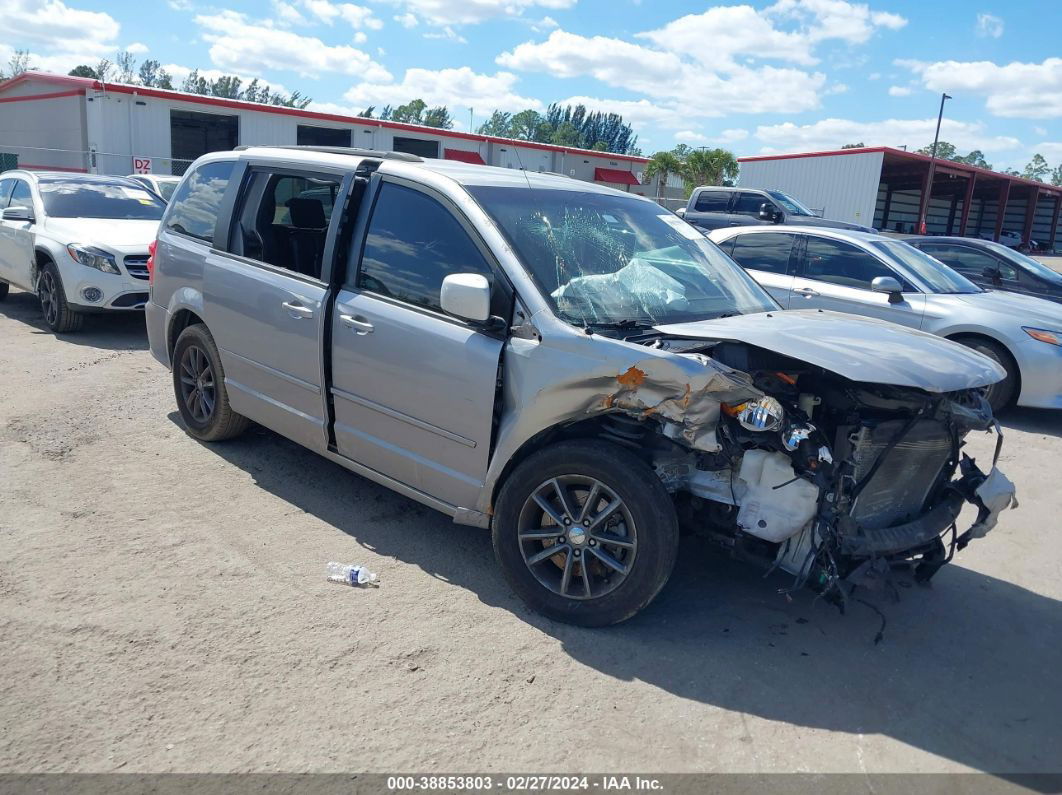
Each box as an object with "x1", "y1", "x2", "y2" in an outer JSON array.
[
  {"x1": 719, "y1": 128, "x2": 750, "y2": 144},
  {"x1": 557, "y1": 95, "x2": 677, "y2": 129},
  {"x1": 976, "y1": 12, "x2": 1004, "y2": 38},
  {"x1": 394, "y1": 12, "x2": 418, "y2": 27},
  {"x1": 888, "y1": 85, "x2": 912, "y2": 96},
  {"x1": 126, "y1": 42, "x2": 149, "y2": 55},
  {"x1": 754, "y1": 117, "x2": 1022, "y2": 155},
  {"x1": 353, "y1": 31, "x2": 367, "y2": 43},
  {"x1": 168, "y1": 0, "x2": 193, "y2": 9},
  {"x1": 768, "y1": 0, "x2": 906, "y2": 43},
  {"x1": 384, "y1": 0, "x2": 576, "y2": 27},
  {"x1": 675, "y1": 130, "x2": 708, "y2": 144},
  {"x1": 0, "y1": 44, "x2": 108, "y2": 75},
  {"x1": 0, "y1": 0, "x2": 120, "y2": 55},
  {"x1": 274, "y1": 0, "x2": 383, "y2": 29},
  {"x1": 903, "y1": 57, "x2": 1062, "y2": 119},
  {"x1": 675, "y1": 128, "x2": 749, "y2": 146},
  {"x1": 498, "y1": 30, "x2": 828, "y2": 117},
  {"x1": 344, "y1": 67, "x2": 542, "y2": 114},
  {"x1": 1032, "y1": 142, "x2": 1062, "y2": 163},
  {"x1": 194, "y1": 10, "x2": 391, "y2": 80},
  {"x1": 423, "y1": 26, "x2": 467, "y2": 43}
]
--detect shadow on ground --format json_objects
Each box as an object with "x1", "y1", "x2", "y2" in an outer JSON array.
[
  {"x1": 176, "y1": 415, "x2": 1062, "y2": 780},
  {"x1": 0, "y1": 289, "x2": 148, "y2": 351},
  {"x1": 1000, "y1": 406, "x2": 1062, "y2": 439}
]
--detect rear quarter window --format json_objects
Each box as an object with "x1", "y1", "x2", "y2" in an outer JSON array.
[
  {"x1": 694, "y1": 191, "x2": 730, "y2": 213},
  {"x1": 165, "y1": 161, "x2": 236, "y2": 245}
]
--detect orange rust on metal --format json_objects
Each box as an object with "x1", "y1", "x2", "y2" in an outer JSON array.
[{"x1": 616, "y1": 366, "x2": 647, "y2": 389}]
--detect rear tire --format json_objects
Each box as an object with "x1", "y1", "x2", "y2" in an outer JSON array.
[
  {"x1": 956, "y1": 336, "x2": 1017, "y2": 412},
  {"x1": 172, "y1": 324, "x2": 249, "y2": 442},
  {"x1": 37, "y1": 262, "x2": 84, "y2": 333},
  {"x1": 0, "y1": 281, "x2": 8, "y2": 301},
  {"x1": 493, "y1": 440, "x2": 680, "y2": 627}
]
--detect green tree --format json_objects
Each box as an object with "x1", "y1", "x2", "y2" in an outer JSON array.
[
  {"x1": 477, "y1": 111, "x2": 511, "y2": 137},
  {"x1": 1051, "y1": 165, "x2": 1062, "y2": 187},
  {"x1": 550, "y1": 121, "x2": 582, "y2": 147},
  {"x1": 356, "y1": 106, "x2": 376, "y2": 119},
  {"x1": 917, "y1": 140, "x2": 958, "y2": 160},
  {"x1": 389, "y1": 99, "x2": 427, "y2": 124},
  {"x1": 68, "y1": 64, "x2": 98, "y2": 79},
  {"x1": 1022, "y1": 153, "x2": 1050, "y2": 182},
  {"x1": 95, "y1": 58, "x2": 113, "y2": 83},
  {"x1": 509, "y1": 109, "x2": 542, "y2": 140},
  {"x1": 644, "y1": 150, "x2": 684, "y2": 201},
  {"x1": 210, "y1": 75, "x2": 243, "y2": 99},
  {"x1": 180, "y1": 68, "x2": 208, "y2": 95},
  {"x1": 682, "y1": 148, "x2": 739, "y2": 194},
  {"x1": 841, "y1": 142, "x2": 865, "y2": 149},
  {"x1": 955, "y1": 149, "x2": 991, "y2": 169},
  {"x1": 115, "y1": 50, "x2": 137, "y2": 83},
  {"x1": 1, "y1": 50, "x2": 33, "y2": 80},
  {"x1": 422, "y1": 105, "x2": 453, "y2": 129},
  {"x1": 138, "y1": 60, "x2": 173, "y2": 89}
]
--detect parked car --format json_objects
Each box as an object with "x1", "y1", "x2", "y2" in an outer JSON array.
[
  {"x1": 147, "y1": 146, "x2": 1014, "y2": 626},
  {"x1": 128, "y1": 174, "x2": 182, "y2": 203},
  {"x1": 979, "y1": 229, "x2": 1024, "y2": 249},
  {"x1": 0, "y1": 171, "x2": 166, "y2": 331},
  {"x1": 906, "y1": 236, "x2": 1062, "y2": 305},
  {"x1": 682, "y1": 186, "x2": 874, "y2": 234},
  {"x1": 710, "y1": 225, "x2": 1062, "y2": 411}
]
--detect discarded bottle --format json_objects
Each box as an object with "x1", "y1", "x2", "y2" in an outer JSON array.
[{"x1": 327, "y1": 561, "x2": 379, "y2": 587}]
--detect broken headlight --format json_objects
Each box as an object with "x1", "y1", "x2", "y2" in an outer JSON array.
[
  {"x1": 782, "y1": 422, "x2": 815, "y2": 451},
  {"x1": 729, "y1": 396, "x2": 785, "y2": 432}
]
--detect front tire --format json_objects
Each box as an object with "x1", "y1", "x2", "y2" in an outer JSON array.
[
  {"x1": 172, "y1": 324, "x2": 249, "y2": 441},
  {"x1": 0, "y1": 281, "x2": 9, "y2": 301},
  {"x1": 37, "y1": 262, "x2": 84, "y2": 333},
  {"x1": 955, "y1": 337, "x2": 1017, "y2": 412},
  {"x1": 493, "y1": 440, "x2": 680, "y2": 627}
]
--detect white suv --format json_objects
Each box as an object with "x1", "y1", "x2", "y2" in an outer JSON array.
[{"x1": 0, "y1": 171, "x2": 166, "y2": 332}]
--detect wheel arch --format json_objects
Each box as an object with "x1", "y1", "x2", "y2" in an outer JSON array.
[
  {"x1": 945, "y1": 330, "x2": 1022, "y2": 397},
  {"x1": 167, "y1": 308, "x2": 206, "y2": 362}
]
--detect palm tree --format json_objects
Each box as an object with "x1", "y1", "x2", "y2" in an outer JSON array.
[
  {"x1": 644, "y1": 151, "x2": 685, "y2": 202},
  {"x1": 682, "y1": 148, "x2": 739, "y2": 196}
]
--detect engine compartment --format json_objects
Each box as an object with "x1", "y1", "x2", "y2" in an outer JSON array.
[{"x1": 626, "y1": 337, "x2": 1014, "y2": 607}]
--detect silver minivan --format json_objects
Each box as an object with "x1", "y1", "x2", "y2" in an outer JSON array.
[{"x1": 146, "y1": 146, "x2": 1015, "y2": 626}]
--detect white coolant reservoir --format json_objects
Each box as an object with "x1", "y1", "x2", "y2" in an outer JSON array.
[{"x1": 735, "y1": 450, "x2": 820, "y2": 543}]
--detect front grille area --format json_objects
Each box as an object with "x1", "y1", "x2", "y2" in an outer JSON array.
[
  {"x1": 124, "y1": 255, "x2": 149, "y2": 280},
  {"x1": 849, "y1": 420, "x2": 953, "y2": 530}
]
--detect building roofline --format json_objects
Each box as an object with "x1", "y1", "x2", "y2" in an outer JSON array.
[
  {"x1": 0, "y1": 71, "x2": 650, "y2": 165},
  {"x1": 738, "y1": 145, "x2": 1062, "y2": 196}
]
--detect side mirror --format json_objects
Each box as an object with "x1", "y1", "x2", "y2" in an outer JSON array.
[
  {"x1": 674, "y1": 207, "x2": 686, "y2": 218},
  {"x1": 758, "y1": 203, "x2": 774, "y2": 221},
  {"x1": 440, "y1": 273, "x2": 491, "y2": 323},
  {"x1": 2, "y1": 205, "x2": 35, "y2": 223},
  {"x1": 871, "y1": 276, "x2": 904, "y2": 304}
]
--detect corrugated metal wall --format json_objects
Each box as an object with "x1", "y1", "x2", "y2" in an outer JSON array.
[
  {"x1": 0, "y1": 93, "x2": 86, "y2": 171},
  {"x1": 738, "y1": 151, "x2": 884, "y2": 226}
]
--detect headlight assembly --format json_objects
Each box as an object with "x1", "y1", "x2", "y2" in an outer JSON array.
[
  {"x1": 1023, "y1": 327, "x2": 1061, "y2": 347},
  {"x1": 67, "y1": 244, "x2": 120, "y2": 275},
  {"x1": 726, "y1": 396, "x2": 785, "y2": 432}
]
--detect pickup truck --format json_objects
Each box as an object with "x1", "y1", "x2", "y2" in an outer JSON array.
[
  {"x1": 678, "y1": 185, "x2": 874, "y2": 234},
  {"x1": 146, "y1": 145, "x2": 1013, "y2": 626}
]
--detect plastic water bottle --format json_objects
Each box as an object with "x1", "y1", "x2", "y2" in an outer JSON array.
[{"x1": 327, "y1": 561, "x2": 379, "y2": 587}]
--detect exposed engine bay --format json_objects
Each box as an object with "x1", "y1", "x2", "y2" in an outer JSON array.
[{"x1": 605, "y1": 336, "x2": 1018, "y2": 609}]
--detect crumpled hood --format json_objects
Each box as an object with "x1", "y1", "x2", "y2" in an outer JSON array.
[
  {"x1": 42, "y1": 218, "x2": 160, "y2": 251},
  {"x1": 655, "y1": 309, "x2": 1006, "y2": 392}
]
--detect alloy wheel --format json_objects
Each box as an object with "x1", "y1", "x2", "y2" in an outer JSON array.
[
  {"x1": 516, "y1": 475, "x2": 638, "y2": 601},
  {"x1": 178, "y1": 344, "x2": 216, "y2": 423},
  {"x1": 39, "y1": 270, "x2": 58, "y2": 327}
]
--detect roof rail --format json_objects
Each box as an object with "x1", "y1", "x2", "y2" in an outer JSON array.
[{"x1": 234, "y1": 145, "x2": 423, "y2": 162}]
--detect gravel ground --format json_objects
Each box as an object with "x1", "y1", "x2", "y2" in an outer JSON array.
[{"x1": 1, "y1": 286, "x2": 1060, "y2": 775}]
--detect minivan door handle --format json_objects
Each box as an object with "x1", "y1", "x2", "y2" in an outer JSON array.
[
  {"x1": 282, "y1": 301, "x2": 314, "y2": 319},
  {"x1": 339, "y1": 314, "x2": 374, "y2": 335},
  {"x1": 792, "y1": 286, "x2": 820, "y2": 298}
]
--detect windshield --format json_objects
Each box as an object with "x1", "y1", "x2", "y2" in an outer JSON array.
[
  {"x1": 980, "y1": 240, "x2": 1062, "y2": 285},
  {"x1": 156, "y1": 180, "x2": 178, "y2": 202},
  {"x1": 469, "y1": 186, "x2": 778, "y2": 328},
  {"x1": 767, "y1": 190, "x2": 814, "y2": 216},
  {"x1": 39, "y1": 179, "x2": 166, "y2": 220},
  {"x1": 873, "y1": 241, "x2": 982, "y2": 294}
]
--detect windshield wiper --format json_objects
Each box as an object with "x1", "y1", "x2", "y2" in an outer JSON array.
[{"x1": 581, "y1": 318, "x2": 656, "y2": 333}]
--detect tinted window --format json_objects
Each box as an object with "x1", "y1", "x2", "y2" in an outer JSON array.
[
  {"x1": 694, "y1": 191, "x2": 729, "y2": 212},
  {"x1": 729, "y1": 233, "x2": 796, "y2": 275},
  {"x1": 165, "y1": 161, "x2": 235, "y2": 244},
  {"x1": 357, "y1": 183, "x2": 492, "y2": 312},
  {"x1": 804, "y1": 237, "x2": 901, "y2": 289},
  {"x1": 38, "y1": 179, "x2": 165, "y2": 220},
  {"x1": 918, "y1": 244, "x2": 1016, "y2": 280},
  {"x1": 10, "y1": 180, "x2": 32, "y2": 208},
  {"x1": 0, "y1": 178, "x2": 14, "y2": 208},
  {"x1": 156, "y1": 180, "x2": 178, "y2": 202},
  {"x1": 732, "y1": 192, "x2": 770, "y2": 216},
  {"x1": 233, "y1": 170, "x2": 341, "y2": 279}
]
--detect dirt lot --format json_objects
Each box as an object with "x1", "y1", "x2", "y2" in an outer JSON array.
[{"x1": 1, "y1": 286, "x2": 1061, "y2": 775}]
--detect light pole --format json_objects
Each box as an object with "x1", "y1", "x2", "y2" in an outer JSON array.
[{"x1": 917, "y1": 91, "x2": 951, "y2": 235}]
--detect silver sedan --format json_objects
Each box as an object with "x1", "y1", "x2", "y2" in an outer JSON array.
[{"x1": 708, "y1": 225, "x2": 1062, "y2": 411}]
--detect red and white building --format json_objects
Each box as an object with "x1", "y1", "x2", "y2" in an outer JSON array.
[{"x1": 0, "y1": 71, "x2": 674, "y2": 201}]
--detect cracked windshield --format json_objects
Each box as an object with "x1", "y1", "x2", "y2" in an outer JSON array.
[{"x1": 470, "y1": 186, "x2": 776, "y2": 329}]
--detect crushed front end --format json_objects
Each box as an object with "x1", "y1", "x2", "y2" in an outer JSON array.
[{"x1": 634, "y1": 339, "x2": 1018, "y2": 606}]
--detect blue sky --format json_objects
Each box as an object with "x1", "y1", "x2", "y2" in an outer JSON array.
[{"x1": 2, "y1": 0, "x2": 1059, "y2": 170}]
